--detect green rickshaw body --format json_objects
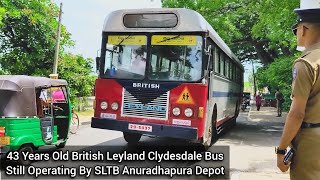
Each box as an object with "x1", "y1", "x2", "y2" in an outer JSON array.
[
  {"x1": 0, "y1": 75, "x2": 72, "y2": 157},
  {"x1": 0, "y1": 118, "x2": 58, "y2": 152}
]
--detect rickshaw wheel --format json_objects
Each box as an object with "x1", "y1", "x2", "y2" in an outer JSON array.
[
  {"x1": 123, "y1": 132, "x2": 141, "y2": 144},
  {"x1": 56, "y1": 142, "x2": 66, "y2": 149},
  {"x1": 18, "y1": 144, "x2": 34, "y2": 166}
]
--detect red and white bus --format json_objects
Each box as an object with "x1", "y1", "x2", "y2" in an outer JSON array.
[{"x1": 91, "y1": 8, "x2": 244, "y2": 148}]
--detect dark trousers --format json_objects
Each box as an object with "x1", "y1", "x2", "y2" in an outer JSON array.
[
  {"x1": 277, "y1": 101, "x2": 282, "y2": 116},
  {"x1": 256, "y1": 103, "x2": 261, "y2": 111}
]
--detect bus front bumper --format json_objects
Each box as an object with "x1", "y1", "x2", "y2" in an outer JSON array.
[{"x1": 91, "y1": 117, "x2": 198, "y2": 140}]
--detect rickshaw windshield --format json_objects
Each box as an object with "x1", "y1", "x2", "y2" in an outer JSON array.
[{"x1": 39, "y1": 87, "x2": 68, "y2": 103}]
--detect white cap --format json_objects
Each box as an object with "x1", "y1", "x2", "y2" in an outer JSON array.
[
  {"x1": 298, "y1": 0, "x2": 320, "y2": 10},
  {"x1": 294, "y1": 0, "x2": 320, "y2": 23}
]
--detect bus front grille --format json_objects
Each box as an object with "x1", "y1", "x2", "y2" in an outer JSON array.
[{"x1": 121, "y1": 88, "x2": 169, "y2": 120}]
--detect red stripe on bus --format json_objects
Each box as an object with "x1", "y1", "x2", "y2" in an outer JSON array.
[{"x1": 216, "y1": 115, "x2": 234, "y2": 127}]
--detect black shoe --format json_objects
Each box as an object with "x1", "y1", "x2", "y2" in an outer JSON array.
[{"x1": 276, "y1": 115, "x2": 281, "y2": 117}]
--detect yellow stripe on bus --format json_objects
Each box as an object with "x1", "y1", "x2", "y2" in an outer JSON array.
[
  {"x1": 108, "y1": 35, "x2": 147, "y2": 45},
  {"x1": 151, "y1": 35, "x2": 197, "y2": 46}
]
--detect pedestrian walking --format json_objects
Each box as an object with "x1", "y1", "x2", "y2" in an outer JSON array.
[
  {"x1": 276, "y1": 1, "x2": 320, "y2": 179},
  {"x1": 255, "y1": 92, "x2": 262, "y2": 111},
  {"x1": 275, "y1": 88, "x2": 284, "y2": 117}
]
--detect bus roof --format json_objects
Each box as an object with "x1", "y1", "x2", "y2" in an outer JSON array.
[{"x1": 103, "y1": 8, "x2": 243, "y2": 69}]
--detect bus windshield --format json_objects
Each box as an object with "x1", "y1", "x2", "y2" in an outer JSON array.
[
  {"x1": 104, "y1": 35, "x2": 147, "y2": 79},
  {"x1": 102, "y1": 35, "x2": 202, "y2": 81},
  {"x1": 149, "y1": 35, "x2": 202, "y2": 81}
]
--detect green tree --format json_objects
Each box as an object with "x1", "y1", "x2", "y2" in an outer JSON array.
[
  {"x1": 162, "y1": 0, "x2": 299, "y2": 65},
  {"x1": 57, "y1": 53, "x2": 96, "y2": 102},
  {"x1": 0, "y1": 0, "x2": 73, "y2": 75},
  {"x1": 255, "y1": 56, "x2": 296, "y2": 110},
  {"x1": 0, "y1": 0, "x2": 95, "y2": 107}
]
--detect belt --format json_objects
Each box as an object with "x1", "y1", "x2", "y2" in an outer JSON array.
[{"x1": 301, "y1": 122, "x2": 320, "y2": 129}]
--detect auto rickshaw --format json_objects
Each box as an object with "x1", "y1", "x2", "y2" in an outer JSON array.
[{"x1": 0, "y1": 75, "x2": 72, "y2": 164}]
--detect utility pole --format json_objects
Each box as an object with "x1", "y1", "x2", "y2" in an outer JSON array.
[{"x1": 52, "y1": 2, "x2": 63, "y2": 77}]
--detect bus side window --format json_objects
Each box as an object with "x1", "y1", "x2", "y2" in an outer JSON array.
[
  {"x1": 236, "y1": 67, "x2": 240, "y2": 83},
  {"x1": 207, "y1": 44, "x2": 214, "y2": 71},
  {"x1": 210, "y1": 46, "x2": 214, "y2": 71},
  {"x1": 225, "y1": 58, "x2": 229, "y2": 78},
  {"x1": 220, "y1": 52, "x2": 224, "y2": 76},
  {"x1": 208, "y1": 49, "x2": 213, "y2": 71},
  {"x1": 215, "y1": 48, "x2": 219, "y2": 73},
  {"x1": 232, "y1": 63, "x2": 236, "y2": 81},
  {"x1": 228, "y1": 58, "x2": 232, "y2": 79},
  {"x1": 230, "y1": 62, "x2": 233, "y2": 80}
]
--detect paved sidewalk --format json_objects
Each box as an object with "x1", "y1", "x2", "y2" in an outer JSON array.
[{"x1": 232, "y1": 106, "x2": 290, "y2": 180}]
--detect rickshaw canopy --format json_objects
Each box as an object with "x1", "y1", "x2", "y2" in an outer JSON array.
[
  {"x1": 0, "y1": 75, "x2": 68, "y2": 117},
  {"x1": 0, "y1": 75, "x2": 68, "y2": 92}
]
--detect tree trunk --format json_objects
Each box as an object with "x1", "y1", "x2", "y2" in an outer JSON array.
[{"x1": 253, "y1": 41, "x2": 273, "y2": 65}]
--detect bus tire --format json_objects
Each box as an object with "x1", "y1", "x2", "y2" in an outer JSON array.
[
  {"x1": 123, "y1": 132, "x2": 141, "y2": 144},
  {"x1": 17, "y1": 144, "x2": 34, "y2": 166},
  {"x1": 234, "y1": 101, "x2": 240, "y2": 118},
  {"x1": 211, "y1": 107, "x2": 218, "y2": 142},
  {"x1": 202, "y1": 118, "x2": 213, "y2": 150},
  {"x1": 203, "y1": 107, "x2": 217, "y2": 149}
]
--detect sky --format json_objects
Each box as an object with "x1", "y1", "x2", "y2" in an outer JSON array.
[
  {"x1": 52, "y1": 0, "x2": 252, "y2": 81},
  {"x1": 53, "y1": 0, "x2": 161, "y2": 62}
]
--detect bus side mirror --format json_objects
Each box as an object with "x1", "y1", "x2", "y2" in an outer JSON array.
[
  {"x1": 96, "y1": 57, "x2": 100, "y2": 72},
  {"x1": 205, "y1": 45, "x2": 211, "y2": 55},
  {"x1": 205, "y1": 45, "x2": 212, "y2": 72}
]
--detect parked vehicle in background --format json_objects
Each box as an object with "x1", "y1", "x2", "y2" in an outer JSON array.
[
  {"x1": 243, "y1": 92, "x2": 251, "y2": 106},
  {"x1": 261, "y1": 93, "x2": 277, "y2": 107}
]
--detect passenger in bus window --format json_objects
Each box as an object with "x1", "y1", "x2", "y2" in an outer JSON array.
[{"x1": 131, "y1": 49, "x2": 146, "y2": 76}]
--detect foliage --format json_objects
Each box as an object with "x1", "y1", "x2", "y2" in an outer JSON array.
[
  {"x1": 162, "y1": 0, "x2": 299, "y2": 65},
  {"x1": 255, "y1": 56, "x2": 297, "y2": 110},
  {"x1": 0, "y1": 0, "x2": 74, "y2": 75},
  {"x1": 243, "y1": 81, "x2": 251, "y2": 92},
  {"x1": 58, "y1": 53, "x2": 96, "y2": 103},
  {"x1": 0, "y1": 1, "x2": 95, "y2": 108}
]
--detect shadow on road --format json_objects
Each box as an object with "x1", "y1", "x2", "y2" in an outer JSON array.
[{"x1": 217, "y1": 109, "x2": 285, "y2": 147}]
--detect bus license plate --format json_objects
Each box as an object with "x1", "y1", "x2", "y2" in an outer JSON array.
[
  {"x1": 128, "y1": 123, "x2": 152, "y2": 132},
  {"x1": 0, "y1": 137, "x2": 10, "y2": 145},
  {"x1": 100, "y1": 113, "x2": 117, "y2": 119}
]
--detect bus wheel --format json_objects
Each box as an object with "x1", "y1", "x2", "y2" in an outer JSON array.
[
  {"x1": 123, "y1": 132, "x2": 141, "y2": 144},
  {"x1": 203, "y1": 118, "x2": 213, "y2": 150},
  {"x1": 18, "y1": 144, "x2": 34, "y2": 166},
  {"x1": 212, "y1": 107, "x2": 218, "y2": 141}
]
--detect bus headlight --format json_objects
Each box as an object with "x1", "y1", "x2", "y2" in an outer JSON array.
[
  {"x1": 184, "y1": 108, "x2": 193, "y2": 117},
  {"x1": 172, "y1": 107, "x2": 181, "y2": 116},
  {"x1": 100, "y1": 101, "x2": 108, "y2": 110},
  {"x1": 111, "y1": 102, "x2": 119, "y2": 110}
]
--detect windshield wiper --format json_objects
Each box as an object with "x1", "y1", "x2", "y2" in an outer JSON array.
[
  {"x1": 156, "y1": 35, "x2": 181, "y2": 44},
  {"x1": 117, "y1": 35, "x2": 132, "y2": 46}
]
